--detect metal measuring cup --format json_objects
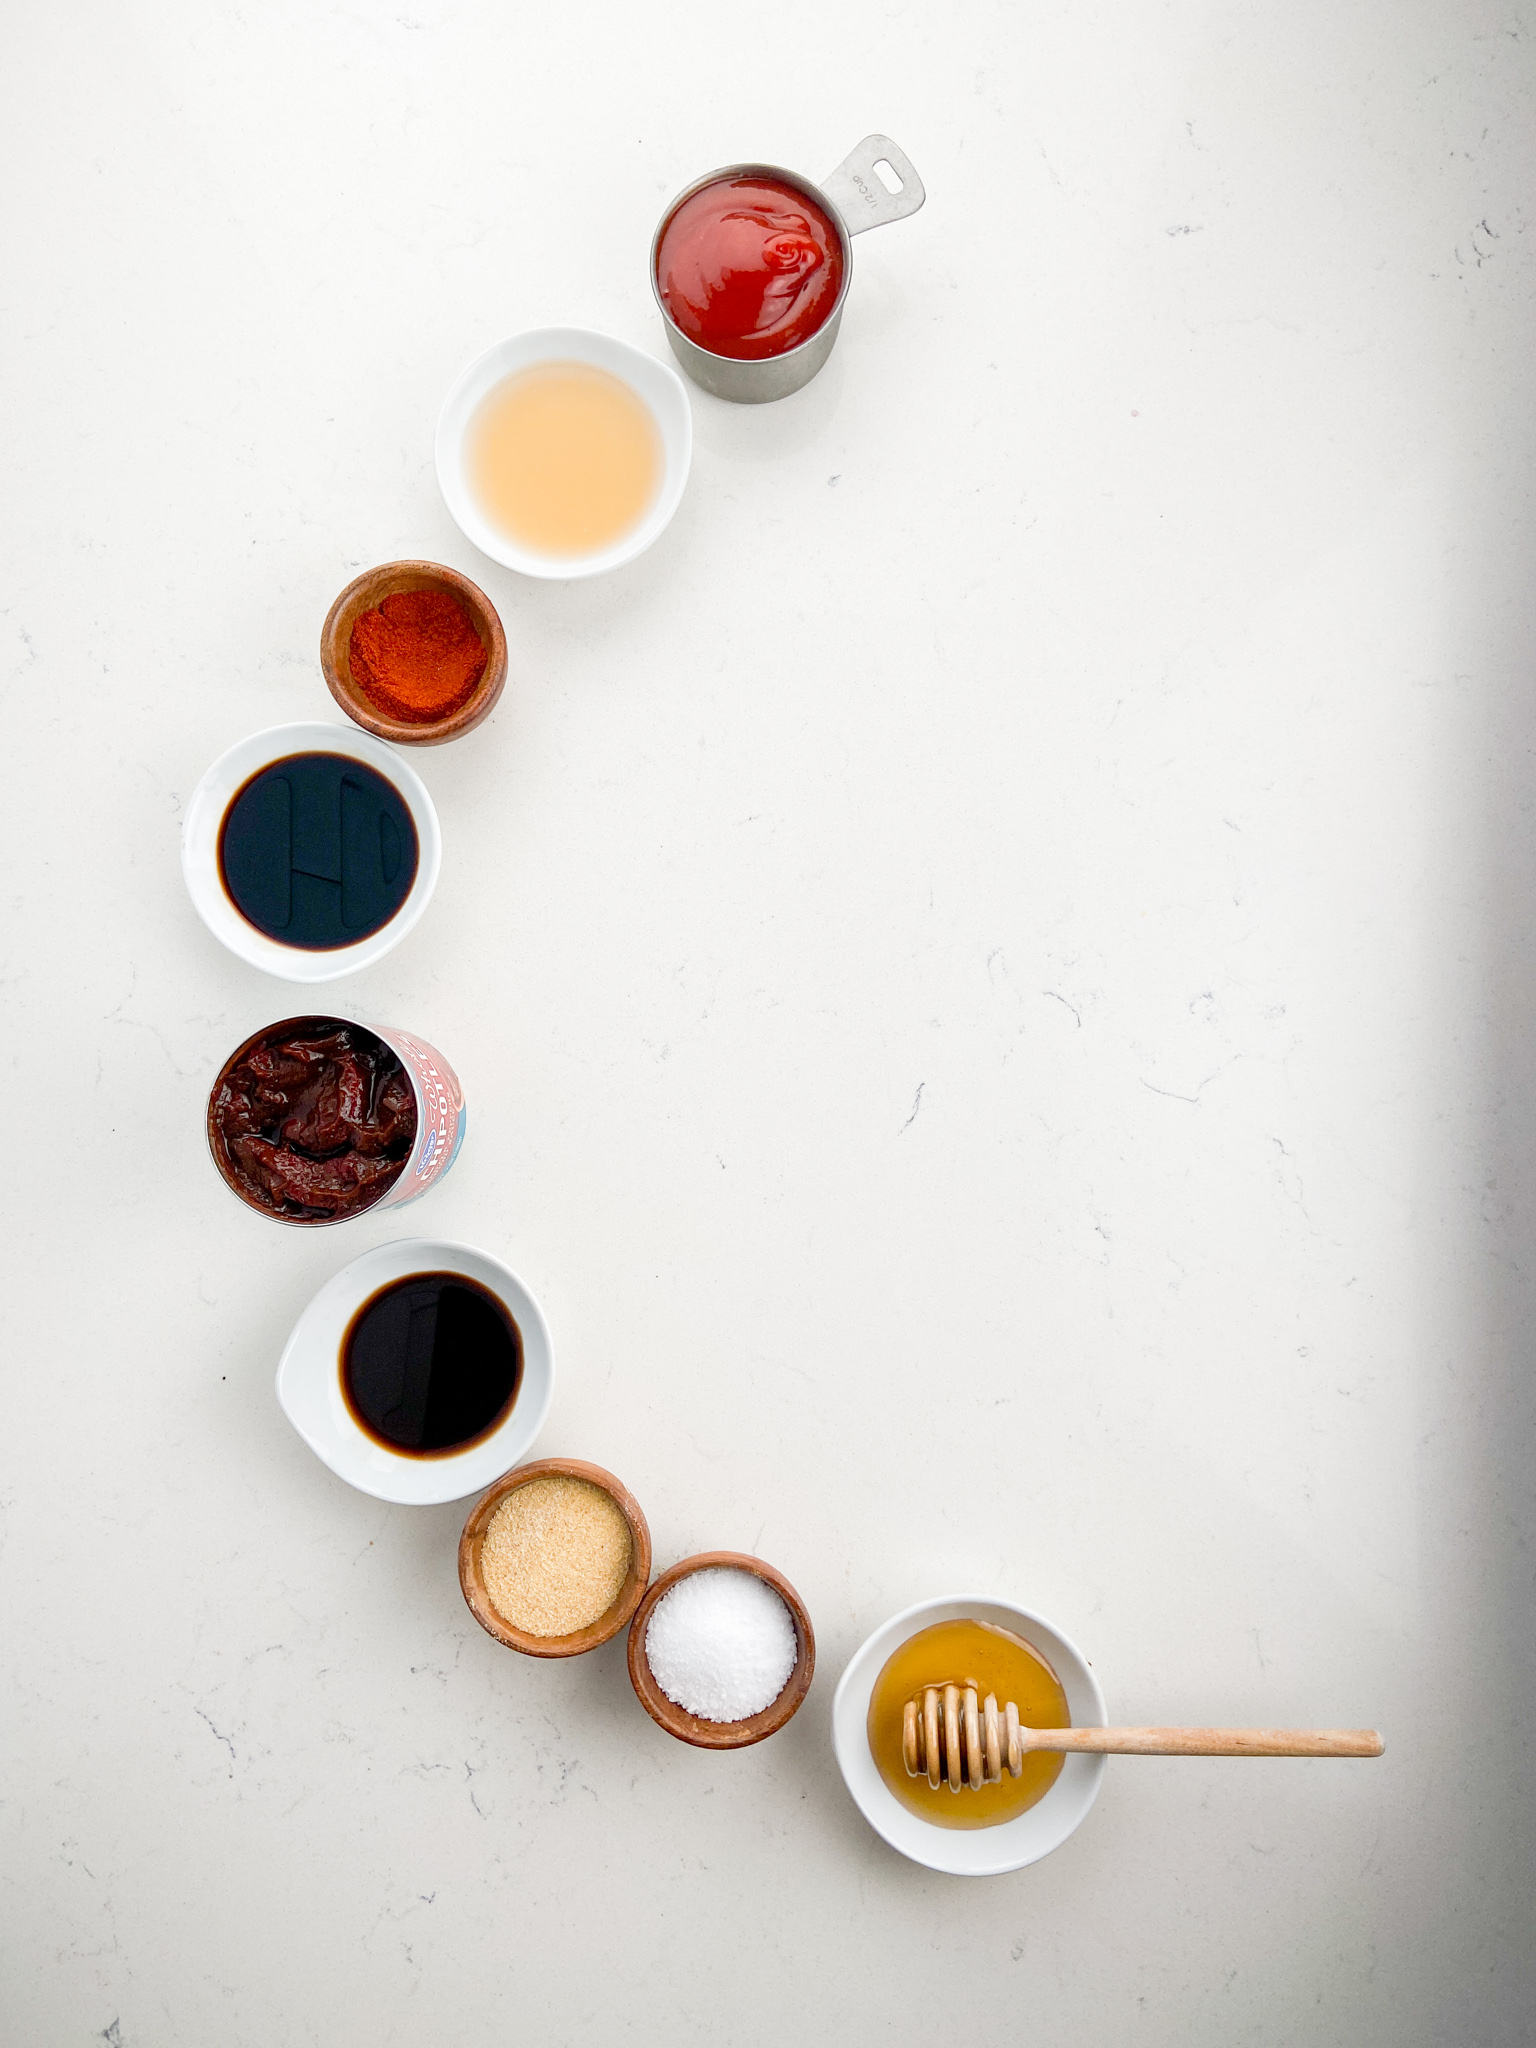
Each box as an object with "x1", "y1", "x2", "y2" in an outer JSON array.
[{"x1": 649, "y1": 134, "x2": 927, "y2": 404}]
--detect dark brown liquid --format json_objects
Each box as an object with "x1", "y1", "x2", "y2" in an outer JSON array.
[
  {"x1": 341, "y1": 1272, "x2": 521, "y2": 1457},
  {"x1": 218, "y1": 751, "x2": 417, "y2": 949}
]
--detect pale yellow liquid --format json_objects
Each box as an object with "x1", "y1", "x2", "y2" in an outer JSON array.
[{"x1": 467, "y1": 361, "x2": 662, "y2": 557}]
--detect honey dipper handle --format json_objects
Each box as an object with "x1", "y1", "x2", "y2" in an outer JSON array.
[{"x1": 1027, "y1": 1726, "x2": 1385, "y2": 1758}]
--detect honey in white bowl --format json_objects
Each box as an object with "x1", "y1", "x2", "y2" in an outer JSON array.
[
  {"x1": 867, "y1": 1618, "x2": 1071, "y2": 1830},
  {"x1": 466, "y1": 360, "x2": 661, "y2": 558}
]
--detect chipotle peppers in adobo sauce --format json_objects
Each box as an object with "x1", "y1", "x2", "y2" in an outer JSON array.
[
  {"x1": 209, "y1": 1018, "x2": 417, "y2": 1222},
  {"x1": 655, "y1": 174, "x2": 845, "y2": 361}
]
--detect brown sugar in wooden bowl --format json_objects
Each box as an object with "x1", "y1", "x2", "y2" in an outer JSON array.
[
  {"x1": 459, "y1": 1458, "x2": 652, "y2": 1659},
  {"x1": 321, "y1": 559, "x2": 507, "y2": 745},
  {"x1": 626, "y1": 1551, "x2": 816, "y2": 1749}
]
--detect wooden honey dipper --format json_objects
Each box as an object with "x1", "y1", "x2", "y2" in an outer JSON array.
[{"x1": 902, "y1": 1685, "x2": 1385, "y2": 1791}]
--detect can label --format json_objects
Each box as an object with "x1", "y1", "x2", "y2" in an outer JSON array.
[{"x1": 370, "y1": 1025, "x2": 466, "y2": 1208}]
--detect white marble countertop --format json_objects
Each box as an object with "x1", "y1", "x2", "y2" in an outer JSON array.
[{"x1": 5, "y1": 3, "x2": 1534, "y2": 2041}]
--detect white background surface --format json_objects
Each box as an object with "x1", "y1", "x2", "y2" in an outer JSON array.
[{"x1": 4, "y1": 3, "x2": 1534, "y2": 2041}]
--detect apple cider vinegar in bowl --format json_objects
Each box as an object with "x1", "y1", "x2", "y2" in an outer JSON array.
[
  {"x1": 467, "y1": 361, "x2": 661, "y2": 557},
  {"x1": 436, "y1": 328, "x2": 692, "y2": 580}
]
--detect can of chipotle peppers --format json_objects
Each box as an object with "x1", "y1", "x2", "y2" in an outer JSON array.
[{"x1": 206, "y1": 1015, "x2": 466, "y2": 1227}]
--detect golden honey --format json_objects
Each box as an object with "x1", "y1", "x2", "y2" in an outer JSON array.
[
  {"x1": 466, "y1": 360, "x2": 661, "y2": 557},
  {"x1": 867, "y1": 1619, "x2": 1070, "y2": 1830}
]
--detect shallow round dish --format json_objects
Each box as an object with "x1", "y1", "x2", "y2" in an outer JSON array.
[
  {"x1": 435, "y1": 326, "x2": 691, "y2": 579},
  {"x1": 320, "y1": 560, "x2": 507, "y2": 745},
  {"x1": 627, "y1": 1551, "x2": 815, "y2": 1750},
  {"x1": 831, "y1": 1595, "x2": 1108, "y2": 1876},
  {"x1": 275, "y1": 1239, "x2": 554, "y2": 1506},
  {"x1": 459, "y1": 1458, "x2": 652, "y2": 1659},
  {"x1": 181, "y1": 721, "x2": 441, "y2": 983}
]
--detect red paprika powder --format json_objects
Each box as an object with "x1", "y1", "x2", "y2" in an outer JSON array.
[{"x1": 347, "y1": 588, "x2": 488, "y2": 725}]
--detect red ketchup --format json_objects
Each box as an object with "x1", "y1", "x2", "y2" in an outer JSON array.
[{"x1": 656, "y1": 174, "x2": 845, "y2": 361}]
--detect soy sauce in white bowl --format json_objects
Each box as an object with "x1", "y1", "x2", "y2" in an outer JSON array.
[
  {"x1": 276, "y1": 1239, "x2": 554, "y2": 1507},
  {"x1": 341, "y1": 1272, "x2": 521, "y2": 1457}
]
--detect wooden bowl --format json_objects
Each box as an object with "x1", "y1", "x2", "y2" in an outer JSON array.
[
  {"x1": 626, "y1": 1551, "x2": 816, "y2": 1749},
  {"x1": 320, "y1": 559, "x2": 507, "y2": 745},
  {"x1": 458, "y1": 1458, "x2": 652, "y2": 1658}
]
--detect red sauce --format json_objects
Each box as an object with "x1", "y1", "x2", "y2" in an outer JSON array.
[{"x1": 656, "y1": 174, "x2": 845, "y2": 361}]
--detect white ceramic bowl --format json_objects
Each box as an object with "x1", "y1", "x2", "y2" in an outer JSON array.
[
  {"x1": 832, "y1": 1595, "x2": 1108, "y2": 1876},
  {"x1": 275, "y1": 1238, "x2": 555, "y2": 1506},
  {"x1": 435, "y1": 326, "x2": 692, "y2": 578},
  {"x1": 182, "y1": 721, "x2": 441, "y2": 983}
]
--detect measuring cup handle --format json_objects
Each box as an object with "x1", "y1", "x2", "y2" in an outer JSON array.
[{"x1": 820, "y1": 135, "x2": 926, "y2": 236}]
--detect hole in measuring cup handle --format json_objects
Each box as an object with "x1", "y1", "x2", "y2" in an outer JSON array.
[{"x1": 820, "y1": 134, "x2": 926, "y2": 236}]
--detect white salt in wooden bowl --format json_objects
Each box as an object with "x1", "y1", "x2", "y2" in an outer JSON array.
[
  {"x1": 626, "y1": 1551, "x2": 815, "y2": 1749},
  {"x1": 459, "y1": 1458, "x2": 652, "y2": 1659}
]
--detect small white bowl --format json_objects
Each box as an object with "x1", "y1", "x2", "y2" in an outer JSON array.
[
  {"x1": 435, "y1": 326, "x2": 692, "y2": 579},
  {"x1": 275, "y1": 1238, "x2": 555, "y2": 1506},
  {"x1": 832, "y1": 1595, "x2": 1108, "y2": 1876},
  {"x1": 182, "y1": 721, "x2": 441, "y2": 983}
]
